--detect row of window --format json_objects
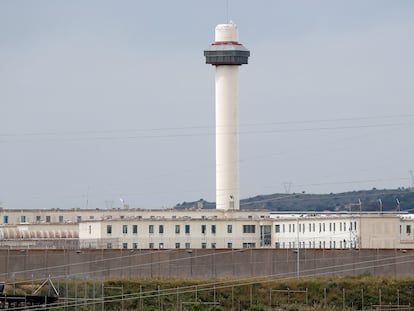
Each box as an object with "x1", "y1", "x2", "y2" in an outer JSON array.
[
  {"x1": 106, "y1": 241, "x2": 257, "y2": 249},
  {"x1": 4, "y1": 215, "x2": 85, "y2": 224},
  {"x1": 275, "y1": 240, "x2": 356, "y2": 249},
  {"x1": 107, "y1": 224, "x2": 256, "y2": 235},
  {"x1": 274, "y1": 221, "x2": 358, "y2": 234}
]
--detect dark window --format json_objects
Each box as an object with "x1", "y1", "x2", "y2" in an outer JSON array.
[
  {"x1": 122, "y1": 243, "x2": 128, "y2": 249},
  {"x1": 149, "y1": 225, "x2": 154, "y2": 234},
  {"x1": 227, "y1": 225, "x2": 232, "y2": 233},
  {"x1": 133, "y1": 225, "x2": 138, "y2": 234},
  {"x1": 133, "y1": 243, "x2": 138, "y2": 249},
  {"x1": 201, "y1": 225, "x2": 206, "y2": 234},
  {"x1": 201, "y1": 243, "x2": 207, "y2": 249},
  {"x1": 185, "y1": 224, "x2": 190, "y2": 234},
  {"x1": 3, "y1": 216, "x2": 8, "y2": 224},
  {"x1": 175, "y1": 225, "x2": 180, "y2": 234},
  {"x1": 36, "y1": 216, "x2": 41, "y2": 222},
  {"x1": 159, "y1": 225, "x2": 164, "y2": 234},
  {"x1": 107, "y1": 225, "x2": 112, "y2": 234},
  {"x1": 227, "y1": 242, "x2": 233, "y2": 248},
  {"x1": 175, "y1": 243, "x2": 180, "y2": 249},
  {"x1": 211, "y1": 225, "x2": 216, "y2": 234},
  {"x1": 59, "y1": 216, "x2": 64, "y2": 223},
  {"x1": 243, "y1": 225, "x2": 255, "y2": 233},
  {"x1": 122, "y1": 225, "x2": 128, "y2": 234}
]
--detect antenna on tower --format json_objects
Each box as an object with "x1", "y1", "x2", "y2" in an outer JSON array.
[{"x1": 226, "y1": 0, "x2": 230, "y2": 23}]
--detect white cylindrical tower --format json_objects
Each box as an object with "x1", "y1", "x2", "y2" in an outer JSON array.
[{"x1": 204, "y1": 23, "x2": 250, "y2": 210}]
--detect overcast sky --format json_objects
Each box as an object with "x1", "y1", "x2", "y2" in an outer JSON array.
[{"x1": 1, "y1": 1, "x2": 414, "y2": 210}]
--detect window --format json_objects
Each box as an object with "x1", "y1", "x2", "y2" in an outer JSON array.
[
  {"x1": 59, "y1": 216, "x2": 63, "y2": 223},
  {"x1": 323, "y1": 223, "x2": 325, "y2": 232},
  {"x1": 175, "y1": 243, "x2": 180, "y2": 249},
  {"x1": 36, "y1": 216, "x2": 41, "y2": 222},
  {"x1": 227, "y1": 242, "x2": 233, "y2": 248},
  {"x1": 283, "y1": 224, "x2": 285, "y2": 232},
  {"x1": 46, "y1": 216, "x2": 51, "y2": 223},
  {"x1": 329, "y1": 223, "x2": 332, "y2": 232},
  {"x1": 149, "y1": 243, "x2": 154, "y2": 249},
  {"x1": 107, "y1": 225, "x2": 112, "y2": 234},
  {"x1": 175, "y1": 225, "x2": 180, "y2": 234},
  {"x1": 350, "y1": 222, "x2": 353, "y2": 230},
  {"x1": 201, "y1": 243, "x2": 207, "y2": 249},
  {"x1": 185, "y1": 224, "x2": 190, "y2": 234},
  {"x1": 201, "y1": 225, "x2": 206, "y2": 234},
  {"x1": 122, "y1": 225, "x2": 128, "y2": 234},
  {"x1": 333, "y1": 223, "x2": 336, "y2": 231},
  {"x1": 133, "y1": 225, "x2": 138, "y2": 234},
  {"x1": 89, "y1": 215, "x2": 94, "y2": 220},
  {"x1": 407, "y1": 225, "x2": 411, "y2": 234},
  {"x1": 123, "y1": 243, "x2": 128, "y2": 249},
  {"x1": 211, "y1": 243, "x2": 216, "y2": 248},
  {"x1": 20, "y1": 215, "x2": 26, "y2": 223},
  {"x1": 227, "y1": 225, "x2": 233, "y2": 233},
  {"x1": 3, "y1": 216, "x2": 8, "y2": 224},
  {"x1": 243, "y1": 242, "x2": 256, "y2": 248},
  {"x1": 243, "y1": 225, "x2": 255, "y2": 233},
  {"x1": 289, "y1": 224, "x2": 291, "y2": 232},
  {"x1": 149, "y1": 225, "x2": 154, "y2": 234},
  {"x1": 275, "y1": 242, "x2": 280, "y2": 249},
  {"x1": 77, "y1": 216, "x2": 82, "y2": 222},
  {"x1": 133, "y1": 243, "x2": 138, "y2": 249},
  {"x1": 159, "y1": 243, "x2": 164, "y2": 249},
  {"x1": 159, "y1": 225, "x2": 164, "y2": 234},
  {"x1": 312, "y1": 223, "x2": 315, "y2": 232},
  {"x1": 88, "y1": 225, "x2": 91, "y2": 234},
  {"x1": 354, "y1": 221, "x2": 357, "y2": 231},
  {"x1": 107, "y1": 243, "x2": 112, "y2": 249},
  {"x1": 309, "y1": 224, "x2": 311, "y2": 232},
  {"x1": 211, "y1": 225, "x2": 216, "y2": 234},
  {"x1": 185, "y1": 242, "x2": 191, "y2": 249},
  {"x1": 275, "y1": 225, "x2": 280, "y2": 233},
  {"x1": 299, "y1": 223, "x2": 301, "y2": 232}
]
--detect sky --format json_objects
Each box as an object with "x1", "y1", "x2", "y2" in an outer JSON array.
[{"x1": 1, "y1": 0, "x2": 414, "y2": 210}]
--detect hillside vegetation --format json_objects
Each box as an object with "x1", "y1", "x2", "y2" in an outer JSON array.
[{"x1": 175, "y1": 188, "x2": 414, "y2": 212}]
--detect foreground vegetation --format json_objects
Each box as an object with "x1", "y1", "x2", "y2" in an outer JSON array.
[{"x1": 7, "y1": 276, "x2": 414, "y2": 310}]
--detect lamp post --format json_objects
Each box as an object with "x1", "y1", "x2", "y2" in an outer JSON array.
[{"x1": 295, "y1": 217, "x2": 300, "y2": 278}]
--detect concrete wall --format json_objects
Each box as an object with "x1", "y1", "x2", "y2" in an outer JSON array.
[{"x1": 0, "y1": 248, "x2": 413, "y2": 280}]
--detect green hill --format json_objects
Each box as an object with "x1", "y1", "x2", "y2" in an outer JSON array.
[{"x1": 175, "y1": 188, "x2": 414, "y2": 212}]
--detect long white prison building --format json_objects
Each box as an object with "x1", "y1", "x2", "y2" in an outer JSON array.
[{"x1": 1, "y1": 208, "x2": 414, "y2": 250}]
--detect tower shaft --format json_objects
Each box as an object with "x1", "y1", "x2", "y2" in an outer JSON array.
[{"x1": 216, "y1": 65, "x2": 239, "y2": 210}]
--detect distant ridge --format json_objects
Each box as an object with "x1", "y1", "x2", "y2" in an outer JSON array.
[{"x1": 175, "y1": 188, "x2": 414, "y2": 212}]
